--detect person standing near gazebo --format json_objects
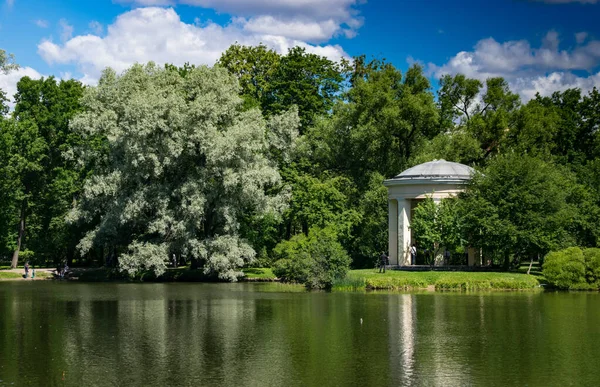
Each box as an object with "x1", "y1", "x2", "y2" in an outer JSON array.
[{"x1": 410, "y1": 245, "x2": 417, "y2": 265}]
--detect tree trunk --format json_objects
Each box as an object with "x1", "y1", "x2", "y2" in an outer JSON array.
[
  {"x1": 527, "y1": 258, "x2": 534, "y2": 275},
  {"x1": 10, "y1": 199, "x2": 27, "y2": 269}
]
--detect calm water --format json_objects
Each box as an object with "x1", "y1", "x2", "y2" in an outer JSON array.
[{"x1": 0, "y1": 282, "x2": 599, "y2": 387}]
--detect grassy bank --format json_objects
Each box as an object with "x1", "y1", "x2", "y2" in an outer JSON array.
[
  {"x1": 334, "y1": 269, "x2": 541, "y2": 291},
  {"x1": 0, "y1": 271, "x2": 52, "y2": 280}
]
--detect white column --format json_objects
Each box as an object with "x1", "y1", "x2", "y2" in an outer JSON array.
[
  {"x1": 398, "y1": 199, "x2": 411, "y2": 266},
  {"x1": 388, "y1": 199, "x2": 398, "y2": 265}
]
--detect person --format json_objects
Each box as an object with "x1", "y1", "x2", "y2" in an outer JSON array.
[
  {"x1": 379, "y1": 252, "x2": 388, "y2": 273},
  {"x1": 24, "y1": 262, "x2": 30, "y2": 278},
  {"x1": 31, "y1": 267, "x2": 35, "y2": 279},
  {"x1": 410, "y1": 244, "x2": 417, "y2": 265}
]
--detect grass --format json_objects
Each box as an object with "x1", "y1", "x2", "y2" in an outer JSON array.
[
  {"x1": 0, "y1": 270, "x2": 52, "y2": 280},
  {"x1": 0, "y1": 272, "x2": 23, "y2": 279},
  {"x1": 242, "y1": 267, "x2": 276, "y2": 280},
  {"x1": 333, "y1": 269, "x2": 542, "y2": 291}
]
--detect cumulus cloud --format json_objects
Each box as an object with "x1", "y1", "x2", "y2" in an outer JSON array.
[
  {"x1": 38, "y1": 7, "x2": 349, "y2": 85},
  {"x1": 428, "y1": 31, "x2": 600, "y2": 101},
  {"x1": 117, "y1": 0, "x2": 363, "y2": 42},
  {"x1": 0, "y1": 66, "x2": 44, "y2": 108}
]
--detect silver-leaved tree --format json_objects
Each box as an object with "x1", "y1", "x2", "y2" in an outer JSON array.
[{"x1": 68, "y1": 63, "x2": 299, "y2": 280}]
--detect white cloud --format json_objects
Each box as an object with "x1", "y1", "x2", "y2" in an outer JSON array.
[
  {"x1": 34, "y1": 19, "x2": 49, "y2": 28},
  {"x1": 429, "y1": 31, "x2": 600, "y2": 101},
  {"x1": 38, "y1": 7, "x2": 349, "y2": 85},
  {"x1": 59, "y1": 19, "x2": 74, "y2": 42},
  {"x1": 515, "y1": 71, "x2": 600, "y2": 100},
  {"x1": 576, "y1": 31, "x2": 588, "y2": 44},
  {"x1": 118, "y1": 0, "x2": 363, "y2": 42},
  {"x1": 88, "y1": 21, "x2": 103, "y2": 35},
  {"x1": 0, "y1": 66, "x2": 44, "y2": 108}
]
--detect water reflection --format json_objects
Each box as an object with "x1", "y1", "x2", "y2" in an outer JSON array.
[{"x1": 1, "y1": 283, "x2": 600, "y2": 387}]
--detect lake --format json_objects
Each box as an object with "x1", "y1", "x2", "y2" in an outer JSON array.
[{"x1": 0, "y1": 282, "x2": 598, "y2": 386}]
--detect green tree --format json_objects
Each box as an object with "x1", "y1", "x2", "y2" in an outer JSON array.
[
  {"x1": 69, "y1": 63, "x2": 299, "y2": 280},
  {"x1": 410, "y1": 198, "x2": 441, "y2": 265},
  {"x1": 410, "y1": 197, "x2": 464, "y2": 265},
  {"x1": 217, "y1": 44, "x2": 280, "y2": 111},
  {"x1": 315, "y1": 62, "x2": 439, "y2": 187},
  {"x1": 218, "y1": 45, "x2": 345, "y2": 131},
  {"x1": 0, "y1": 119, "x2": 47, "y2": 268},
  {"x1": 459, "y1": 153, "x2": 576, "y2": 269},
  {"x1": 12, "y1": 76, "x2": 85, "y2": 265}
]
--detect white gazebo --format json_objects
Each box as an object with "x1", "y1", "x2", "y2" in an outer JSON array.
[{"x1": 383, "y1": 159, "x2": 475, "y2": 266}]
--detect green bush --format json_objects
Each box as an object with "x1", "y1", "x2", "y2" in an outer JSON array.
[
  {"x1": 583, "y1": 248, "x2": 600, "y2": 288},
  {"x1": 543, "y1": 247, "x2": 587, "y2": 289},
  {"x1": 272, "y1": 227, "x2": 351, "y2": 289}
]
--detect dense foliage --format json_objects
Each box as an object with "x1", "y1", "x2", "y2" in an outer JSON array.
[
  {"x1": 543, "y1": 247, "x2": 600, "y2": 290},
  {"x1": 272, "y1": 226, "x2": 351, "y2": 289},
  {"x1": 2, "y1": 45, "x2": 600, "y2": 282}
]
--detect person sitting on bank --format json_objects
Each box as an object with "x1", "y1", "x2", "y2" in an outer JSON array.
[{"x1": 379, "y1": 252, "x2": 388, "y2": 273}]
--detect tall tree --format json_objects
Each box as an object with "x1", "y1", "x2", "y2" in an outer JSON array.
[
  {"x1": 11, "y1": 76, "x2": 85, "y2": 265},
  {"x1": 459, "y1": 153, "x2": 577, "y2": 268},
  {"x1": 218, "y1": 44, "x2": 280, "y2": 111},
  {"x1": 313, "y1": 62, "x2": 439, "y2": 186},
  {"x1": 69, "y1": 63, "x2": 299, "y2": 280},
  {"x1": 219, "y1": 45, "x2": 345, "y2": 131},
  {"x1": 0, "y1": 119, "x2": 47, "y2": 268}
]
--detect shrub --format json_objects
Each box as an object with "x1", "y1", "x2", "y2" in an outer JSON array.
[
  {"x1": 542, "y1": 247, "x2": 587, "y2": 289},
  {"x1": 272, "y1": 227, "x2": 351, "y2": 289},
  {"x1": 583, "y1": 248, "x2": 600, "y2": 288}
]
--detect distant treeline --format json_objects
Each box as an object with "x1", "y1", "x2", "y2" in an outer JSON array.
[{"x1": 1, "y1": 45, "x2": 599, "y2": 280}]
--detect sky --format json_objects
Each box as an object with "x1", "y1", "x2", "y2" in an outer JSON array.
[{"x1": 1, "y1": 0, "x2": 600, "y2": 105}]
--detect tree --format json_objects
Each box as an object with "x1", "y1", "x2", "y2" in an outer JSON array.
[
  {"x1": 0, "y1": 119, "x2": 47, "y2": 268},
  {"x1": 69, "y1": 63, "x2": 299, "y2": 280},
  {"x1": 0, "y1": 49, "x2": 18, "y2": 74},
  {"x1": 438, "y1": 74, "x2": 482, "y2": 127},
  {"x1": 218, "y1": 45, "x2": 345, "y2": 131},
  {"x1": 410, "y1": 197, "x2": 464, "y2": 265},
  {"x1": 12, "y1": 76, "x2": 85, "y2": 265},
  {"x1": 314, "y1": 62, "x2": 439, "y2": 187},
  {"x1": 0, "y1": 49, "x2": 18, "y2": 116},
  {"x1": 410, "y1": 198, "x2": 441, "y2": 265},
  {"x1": 268, "y1": 46, "x2": 345, "y2": 129},
  {"x1": 459, "y1": 153, "x2": 576, "y2": 269},
  {"x1": 217, "y1": 44, "x2": 280, "y2": 111}
]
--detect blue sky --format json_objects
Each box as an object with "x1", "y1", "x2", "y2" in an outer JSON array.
[{"x1": 1, "y1": 0, "x2": 600, "y2": 103}]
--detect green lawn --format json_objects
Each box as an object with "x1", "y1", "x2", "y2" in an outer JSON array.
[
  {"x1": 334, "y1": 269, "x2": 542, "y2": 291},
  {"x1": 0, "y1": 272, "x2": 22, "y2": 279},
  {"x1": 242, "y1": 267, "x2": 276, "y2": 280},
  {"x1": 0, "y1": 270, "x2": 52, "y2": 280}
]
